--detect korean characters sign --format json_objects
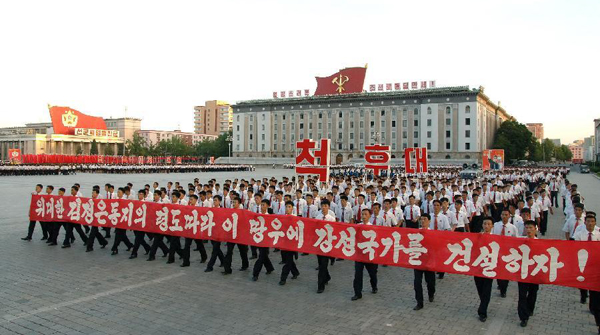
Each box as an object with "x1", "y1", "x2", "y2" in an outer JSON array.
[
  {"x1": 404, "y1": 147, "x2": 428, "y2": 173},
  {"x1": 295, "y1": 139, "x2": 331, "y2": 182},
  {"x1": 365, "y1": 144, "x2": 391, "y2": 176},
  {"x1": 482, "y1": 149, "x2": 504, "y2": 171}
]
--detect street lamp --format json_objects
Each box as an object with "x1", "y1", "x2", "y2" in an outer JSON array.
[{"x1": 226, "y1": 135, "x2": 232, "y2": 162}]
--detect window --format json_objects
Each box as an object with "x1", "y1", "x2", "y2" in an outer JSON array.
[
  {"x1": 360, "y1": 142, "x2": 364, "y2": 149},
  {"x1": 392, "y1": 131, "x2": 396, "y2": 138},
  {"x1": 291, "y1": 123, "x2": 295, "y2": 129},
  {"x1": 370, "y1": 121, "x2": 374, "y2": 127},
  {"x1": 249, "y1": 134, "x2": 253, "y2": 140},
  {"x1": 261, "y1": 124, "x2": 265, "y2": 131},
  {"x1": 236, "y1": 125, "x2": 240, "y2": 131},
  {"x1": 371, "y1": 110, "x2": 374, "y2": 117},
  {"x1": 465, "y1": 130, "x2": 471, "y2": 138},
  {"x1": 392, "y1": 143, "x2": 396, "y2": 150},
  {"x1": 282, "y1": 134, "x2": 286, "y2": 141},
  {"x1": 350, "y1": 133, "x2": 354, "y2": 140},
  {"x1": 338, "y1": 132, "x2": 342, "y2": 140},
  {"x1": 261, "y1": 114, "x2": 265, "y2": 120},
  {"x1": 414, "y1": 108, "x2": 419, "y2": 115},
  {"x1": 282, "y1": 115, "x2": 286, "y2": 120},
  {"x1": 446, "y1": 130, "x2": 451, "y2": 138},
  {"x1": 360, "y1": 110, "x2": 364, "y2": 117},
  {"x1": 446, "y1": 143, "x2": 450, "y2": 150},
  {"x1": 381, "y1": 110, "x2": 385, "y2": 116},
  {"x1": 392, "y1": 120, "x2": 396, "y2": 127},
  {"x1": 237, "y1": 135, "x2": 240, "y2": 141},
  {"x1": 414, "y1": 120, "x2": 419, "y2": 127},
  {"x1": 338, "y1": 143, "x2": 342, "y2": 150},
  {"x1": 300, "y1": 113, "x2": 304, "y2": 120},
  {"x1": 403, "y1": 131, "x2": 407, "y2": 139},
  {"x1": 360, "y1": 133, "x2": 364, "y2": 139},
  {"x1": 381, "y1": 132, "x2": 386, "y2": 139},
  {"x1": 427, "y1": 143, "x2": 431, "y2": 150},
  {"x1": 446, "y1": 106, "x2": 451, "y2": 114},
  {"x1": 250, "y1": 115, "x2": 253, "y2": 121},
  {"x1": 274, "y1": 133, "x2": 277, "y2": 140},
  {"x1": 261, "y1": 144, "x2": 265, "y2": 150},
  {"x1": 339, "y1": 112, "x2": 343, "y2": 118},
  {"x1": 350, "y1": 121, "x2": 354, "y2": 128},
  {"x1": 291, "y1": 134, "x2": 295, "y2": 141},
  {"x1": 427, "y1": 131, "x2": 431, "y2": 138},
  {"x1": 319, "y1": 113, "x2": 322, "y2": 119},
  {"x1": 402, "y1": 142, "x2": 407, "y2": 149},
  {"x1": 309, "y1": 123, "x2": 313, "y2": 129},
  {"x1": 350, "y1": 143, "x2": 354, "y2": 150},
  {"x1": 403, "y1": 109, "x2": 408, "y2": 117},
  {"x1": 300, "y1": 124, "x2": 304, "y2": 129},
  {"x1": 338, "y1": 122, "x2": 342, "y2": 129},
  {"x1": 381, "y1": 120, "x2": 385, "y2": 127},
  {"x1": 427, "y1": 107, "x2": 432, "y2": 115},
  {"x1": 274, "y1": 144, "x2": 277, "y2": 150},
  {"x1": 237, "y1": 115, "x2": 240, "y2": 121},
  {"x1": 318, "y1": 123, "x2": 322, "y2": 130},
  {"x1": 413, "y1": 143, "x2": 418, "y2": 148},
  {"x1": 466, "y1": 106, "x2": 471, "y2": 113},
  {"x1": 403, "y1": 120, "x2": 408, "y2": 127},
  {"x1": 249, "y1": 143, "x2": 253, "y2": 150},
  {"x1": 446, "y1": 118, "x2": 451, "y2": 126},
  {"x1": 427, "y1": 119, "x2": 432, "y2": 127},
  {"x1": 465, "y1": 118, "x2": 471, "y2": 125},
  {"x1": 465, "y1": 143, "x2": 471, "y2": 150},
  {"x1": 392, "y1": 109, "x2": 397, "y2": 117},
  {"x1": 300, "y1": 133, "x2": 304, "y2": 140},
  {"x1": 261, "y1": 134, "x2": 265, "y2": 140},
  {"x1": 250, "y1": 125, "x2": 253, "y2": 131},
  {"x1": 236, "y1": 144, "x2": 240, "y2": 151}
]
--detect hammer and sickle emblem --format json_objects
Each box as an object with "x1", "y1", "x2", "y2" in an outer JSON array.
[{"x1": 332, "y1": 74, "x2": 350, "y2": 93}]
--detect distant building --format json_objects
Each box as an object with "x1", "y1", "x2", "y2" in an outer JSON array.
[
  {"x1": 569, "y1": 143, "x2": 583, "y2": 164},
  {"x1": 137, "y1": 129, "x2": 217, "y2": 146},
  {"x1": 595, "y1": 119, "x2": 600, "y2": 161},
  {"x1": 193, "y1": 100, "x2": 232, "y2": 136},
  {"x1": 549, "y1": 138, "x2": 561, "y2": 146},
  {"x1": 526, "y1": 123, "x2": 544, "y2": 142},
  {"x1": 105, "y1": 117, "x2": 142, "y2": 142},
  {"x1": 583, "y1": 136, "x2": 595, "y2": 162}
]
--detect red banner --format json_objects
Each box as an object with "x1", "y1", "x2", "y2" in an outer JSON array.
[
  {"x1": 8, "y1": 149, "x2": 22, "y2": 164},
  {"x1": 49, "y1": 106, "x2": 107, "y2": 135},
  {"x1": 314, "y1": 67, "x2": 367, "y2": 96},
  {"x1": 405, "y1": 147, "x2": 428, "y2": 173},
  {"x1": 483, "y1": 149, "x2": 505, "y2": 171},
  {"x1": 29, "y1": 195, "x2": 600, "y2": 291}
]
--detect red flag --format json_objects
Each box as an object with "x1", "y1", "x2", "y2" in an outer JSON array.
[
  {"x1": 314, "y1": 66, "x2": 367, "y2": 96},
  {"x1": 48, "y1": 106, "x2": 107, "y2": 135}
]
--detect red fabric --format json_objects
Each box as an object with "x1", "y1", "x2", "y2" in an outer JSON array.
[
  {"x1": 405, "y1": 148, "x2": 428, "y2": 173},
  {"x1": 314, "y1": 67, "x2": 367, "y2": 96},
  {"x1": 49, "y1": 106, "x2": 107, "y2": 135},
  {"x1": 29, "y1": 194, "x2": 600, "y2": 291}
]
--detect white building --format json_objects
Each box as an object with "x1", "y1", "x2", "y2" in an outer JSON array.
[{"x1": 232, "y1": 86, "x2": 512, "y2": 164}]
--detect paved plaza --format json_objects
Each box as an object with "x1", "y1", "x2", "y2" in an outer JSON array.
[{"x1": 0, "y1": 168, "x2": 598, "y2": 335}]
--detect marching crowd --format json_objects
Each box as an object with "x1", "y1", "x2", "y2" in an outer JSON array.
[
  {"x1": 0, "y1": 164, "x2": 254, "y2": 176},
  {"x1": 22, "y1": 166, "x2": 600, "y2": 332}
]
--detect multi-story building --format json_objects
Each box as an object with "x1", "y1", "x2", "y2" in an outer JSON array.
[
  {"x1": 595, "y1": 119, "x2": 600, "y2": 161},
  {"x1": 105, "y1": 117, "x2": 142, "y2": 142},
  {"x1": 193, "y1": 100, "x2": 232, "y2": 136},
  {"x1": 549, "y1": 138, "x2": 561, "y2": 147},
  {"x1": 526, "y1": 123, "x2": 544, "y2": 142},
  {"x1": 137, "y1": 130, "x2": 217, "y2": 146},
  {"x1": 583, "y1": 136, "x2": 595, "y2": 162},
  {"x1": 569, "y1": 143, "x2": 583, "y2": 163},
  {"x1": 232, "y1": 86, "x2": 512, "y2": 164}
]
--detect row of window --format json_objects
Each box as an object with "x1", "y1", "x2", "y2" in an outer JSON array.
[{"x1": 238, "y1": 141, "x2": 472, "y2": 152}]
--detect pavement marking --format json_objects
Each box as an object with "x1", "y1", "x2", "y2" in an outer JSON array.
[{"x1": 1, "y1": 272, "x2": 185, "y2": 323}]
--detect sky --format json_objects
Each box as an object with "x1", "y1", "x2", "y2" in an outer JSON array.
[{"x1": 0, "y1": 0, "x2": 598, "y2": 144}]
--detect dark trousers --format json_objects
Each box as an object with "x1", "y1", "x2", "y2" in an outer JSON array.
[
  {"x1": 317, "y1": 255, "x2": 331, "y2": 290},
  {"x1": 130, "y1": 231, "x2": 149, "y2": 255},
  {"x1": 492, "y1": 203, "x2": 503, "y2": 222},
  {"x1": 497, "y1": 279, "x2": 509, "y2": 295},
  {"x1": 405, "y1": 220, "x2": 418, "y2": 229},
  {"x1": 206, "y1": 241, "x2": 224, "y2": 269},
  {"x1": 541, "y1": 210, "x2": 549, "y2": 234},
  {"x1": 252, "y1": 247, "x2": 274, "y2": 278},
  {"x1": 354, "y1": 262, "x2": 378, "y2": 297},
  {"x1": 562, "y1": 197, "x2": 566, "y2": 210},
  {"x1": 224, "y1": 242, "x2": 249, "y2": 272},
  {"x1": 111, "y1": 228, "x2": 133, "y2": 252},
  {"x1": 168, "y1": 237, "x2": 182, "y2": 262},
  {"x1": 86, "y1": 226, "x2": 107, "y2": 250},
  {"x1": 581, "y1": 289, "x2": 589, "y2": 302},
  {"x1": 102, "y1": 227, "x2": 111, "y2": 237},
  {"x1": 48, "y1": 222, "x2": 62, "y2": 244},
  {"x1": 414, "y1": 269, "x2": 435, "y2": 305},
  {"x1": 250, "y1": 245, "x2": 258, "y2": 258},
  {"x1": 182, "y1": 238, "x2": 208, "y2": 265},
  {"x1": 517, "y1": 282, "x2": 539, "y2": 321},
  {"x1": 550, "y1": 191, "x2": 558, "y2": 208},
  {"x1": 280, "y1": 250, "x2": 299, "y2": 282},
  {"x1": 590, "y1": 290, "x2": 600, "y2": 327},
  {"x1": 474, "y1": 276, "x2": 492, "y2": 317},
  {"x1": 471, "y1": 215, "x2": 483, "y2": 233},
  {"x1": 149, "y1": 234, "x2": 168, "y2": 258},
  {"x1": 63, "y1": 223, "x2": 88, "y2": 246},
  {"x1": 27, "y1": 220, "x2": 49, "y2": 239}
]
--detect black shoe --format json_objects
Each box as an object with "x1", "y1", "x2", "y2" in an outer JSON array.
[
  {"x1": 266, "y1": 270, "x2": 273, "y2": 275},
  {"x1": 581, "y1": 297, "x2": 587, "y2": 304},
  {"x1": 317, "y1": 289, "x2": 324, "y2": 294},
  {"x1": 239, "y1": 267, "x2": 248, "y2": 271},
  {"x1": 279, "y1": 281, "x2": 286, "y2": 286},
  {"x1": 252, "y1": 276, "x2": 258, "y2": 281},
  {"x1": 520, "y1": 320, "x2": 528, "y2": 327},
  {"x1": 351, "y1": 295, "x2": 362, "y2": 301},
  {"x1": 429, "y1": 296, "x2": 434, "y2": 302},
  {"x1": 100, "y1": 243, "x2": 107, "y2": 249},
  {"x1": 162, "y1": 253, "x2": 167, "y2": 258},
  {"x1": 41, "y1": 237, "x2": 48, "y2": 241},
  {"x1": 500, "y1": 293, "x2": 506, "y2": 298},
  {"x1": 111, "y1": 250, "x2": 118, "y2": 255},
  {"x1": 181, "y1": 263, "x2": 190, "y2": 267},
  {"x1": 61, "y1": 244, "x2": 71, "y2": 248},
  {"x1": 372, "y1": 288, "x2": 378, "y2": 294},
  {"x1": 222, "y1": 270, "x2": 232, "y2": 275},
  {"x1": 166, "y1": 259, "x2": 174, "y2": 264},
  {"x1": 200, "y1": 258, "x2": 207, "y2": 263},
  {"x1": 126, "y1": 247, "x2": 132, "y2": 252},
  {"x1": 129, "y1": 254, "x2": 137, "y2": 259},
  {"x1": 413, "y1": 304, "x2": 423, "y2": 311},
  {"x1": 86, "y1": 248, "x2": 93, "y2": 252},
  {"x1": 291, "y1": 274, "x2": 299, "y2": 279},
  {"x1": 193, "y1": 248, "x2": 199, "y2": 251},
  {"x1": 205, "y1": 268, "x2": 213, "y2": 272},
  {"x1": 147, "y1": 256, "x2": 155, "y2": 261},
  {"x1": 21, "y1": 237, "x2": 32, "y2": 241},
  {"x1": 479, "y1": 315, "x2": 487, "y2": 322},
  {"x1": 49, "y1": 242, "x2": 57, "y2": 246}
]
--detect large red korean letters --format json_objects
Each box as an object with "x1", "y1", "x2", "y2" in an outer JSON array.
[
  {"x1": 30, "y1": 194, "x2": 600, "y2": 291},
  {"x1": 295, "y1": 139, "x2": 330, "y2": 182},
  {"x1": 405, "y1": 147, "x2": 428, "y2": 173},
  {"x1": 365, "y1": 144, "x2": 391, "y2": 176}
]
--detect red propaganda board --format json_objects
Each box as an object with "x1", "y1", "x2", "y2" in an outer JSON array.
[
  {"x1": 29, "y1": 194, "x2": 600, "y2": 291},
  {"x1": 48, "y1": 106, "x2": 107, "y2": 135},
  {"x1": 365, "y1": 144, "x2": 391, "y2": 176},
  {"x1": 295, "y1": 139, "x2": 330, "y2": 182},
  {"x1": 8, "y1": 149, "x2": 22, "y2": 164},
  {"x1": 405, "y1": 147, "x2": 428, "y2": 173},
  {"x1": 483, "y1": 149, "x2": 505, "y2": 171},
  {"x1": 314, "y1": 67, "x2": 367, "y2": 96}
]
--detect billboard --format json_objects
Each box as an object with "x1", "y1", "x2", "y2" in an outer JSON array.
[
  {"x1": 49, "y1": 106, "x2": 107, "y2": 135},
  {"x1": 482, "y1": 149, "x2": 505, "y2": 171},
  {"x1": 8, "y1": 149, "x2": 22, "y2": 164}
]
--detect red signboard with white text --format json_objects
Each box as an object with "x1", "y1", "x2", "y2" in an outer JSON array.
[
  {"x1": 28, "y1": 194, "x2": 600, "y2": 291},
  {"x1": 405, "y1": 147, "x2": 428, "y2": 173},
  {"x1": 295, "y1": 139, "x2": 330, "y2": 182},
  {"x1": 49, "y1": 106, "x2": 107, "y2": 135}
]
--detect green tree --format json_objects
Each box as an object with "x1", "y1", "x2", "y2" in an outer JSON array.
[
  {"x1": 492, "y1": 120, "x2": 535, "y2": 161},
  {"x1": 555, "y1": 145, "x2": 572, "y2": 161},
  {"x1": 117, "y1": 143, "x2": 124, "y2": 155},
  {"x1": 125, "y1": 133, "x2": 150, "y2": 156},
  {"x1": 104, "y1": 145, "x2": 114, "y2": 156},
  {"x1": 90, "y1": 139, "x2": 99, "y2": 155},
  {"x1": 541, "y1": 139, "x2": 556, "y2": 161}
]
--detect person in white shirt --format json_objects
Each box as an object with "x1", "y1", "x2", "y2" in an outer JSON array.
[
  {"x1": 390, "y1": 198, "x2": 405, "y2": 227},
  {"x1": 293, "y1": 190, "x2": 307, "y2": 217},
  {"x1": 404, "y1": 195, "x2": 421, "y2": 228},
  {"x1": 451, "y1": 200, "x2": 470, "y2": 232},
  {"x1": 352, "y1": 194, "x2": 369, "y2": 223},
  {"x1": 517, "y1": 220, "x2": 540, "y2": 328},
  {"x1": 279, "y1": 201, "x2": 300, "y2": 285},
  {"x1": 85, "y1": 189, "x2": 108, "y2": 252},
  {"x1": 23, "y1": 184, "x2": 46, "y2": 241},
  {"x1": 252, "y1": 199, "x2": 276, "y2": 281},
  {"x1": 120, "y1": 189, "x2": 145, "y2": 257},
  {"x1": 538, "y1": 190, "x2": 553, "y2": 236},
  {"x1": 381, "y1": 199, "x2": 399, "y2": 227},
  {"x1": 336, "y1": 195, "x2": 353, "y2": 223},
  {"x1": 303, "y1": 194, "x2": 319, "y2": 219},
  {"x1": 315, "y1": 200, "x2": 336, "y2": 294},
  {"x1": 474, "y1": 217, "x2": 495, "y2": 322},
  {"x1": 507, "y1": 203, "x2": 524, "y2": 236},
  {"x1": 351, "y1": 207, "x2": 379, "y2": 301},
  {"x1": 430, "y1": 200, "x2": 451, "y2": 231},
  {"x1": 562, "y1": 203, "x2": 585, "y2": 240},
  {"x1": 271, "y1": 191, "x2": 285, "y2": 215},
  {"x1": 492, "y1": 209, "x2": 518, "y2": 298},
  {"x1": 573, "y1": 214, "x2": 600, "y2": 328},
  {"x1": 412, "y1": 213, "x2": 437, "y2": 311}
]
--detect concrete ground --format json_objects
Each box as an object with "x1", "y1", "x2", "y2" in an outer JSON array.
[{"x1": 0, "y1": 168, "x2": 598, "y2": 335}]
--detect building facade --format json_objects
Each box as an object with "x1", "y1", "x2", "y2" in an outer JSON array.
[
  {"x1": 595, "y1": 119, "x2": 600, "y2": 162},
  {"x1": 569, "y1": 144, "x2": 583, "y2": 163},
  {"x1": 232, "y1": 86, "x2": 512, "y2": 164},
  {"x1": 193, "y1": 100, "x2": 232, "y2": 136},
  {"x1": 105, "y1": 117, "x2": 142, "y2": 142},
  {"x1": 137, "y1": 130, "x2": 217, "y2": 146},
  {"x1": 526, "y1": 123, "x2": 544, "y2": 142},
  {"x1": 549, "y1": 138, "x2": 561, "y2": 147},
  {"x1": 583, "y1": 136, "x2": 595, "y2": 162}
]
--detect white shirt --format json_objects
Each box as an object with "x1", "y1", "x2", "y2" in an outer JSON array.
[
  {"x1": 293, "y1": 198, "x2": 307, "y2": 217},
  {"x1": 562, "y1": 216, "x2": 586, "y2": 238},
  {"x1": 450, "y1": 209, "x2": 469, "y2": 229},
  {"x1": 430, "y1": 213, "x2": 451, "y2": 231},
  {"x1": 404, "y1": 205, "x2": 421, "y2": 222},
  {"x1": 573, "y1": 229, "x2": 600, "y2": 241},
  {"x1": 335, "y1": 204, "x2": 353, "y2": 223},
  {"x1": 492, "y1": 222, "x2": 518, "y2": 237},
  {"x1": 315, "y1": 210, "x2": 336, "y2": 222}
]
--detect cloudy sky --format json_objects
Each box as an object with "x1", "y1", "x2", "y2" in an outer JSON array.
[{"x1": 0, "y1": 0, "x2": 598, "y2": 144}]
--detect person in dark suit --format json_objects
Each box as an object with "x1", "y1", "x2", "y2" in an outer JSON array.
[
  {"x1": 181, "y1": 194, "x2": 208, "y2": 266},
  {"x1": 205, "y1": 195, "x2": 225, "y2": 271},
  {"x1": 85, "y1": 189, "x2": 108, "y2": 252},
  {"x1": 474, "y1": 217, "x2": 495, "y2": 322},
  {"x1": 22, "y1": 184, "x2": 48, "y2": 241},
  {"x1": 222, "y1": 197, "x2": 249, "y2": 273},
  {"x1": 279, "y1": 201, "x2": 299, "y2": 285},
  {"x1": 252, "y1": 199, "x2": 275, "y2": 281}
]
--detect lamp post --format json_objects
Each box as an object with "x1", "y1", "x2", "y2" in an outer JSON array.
[{"x1": 226, "y1": 135, "x2": 232, "y2": 163}]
